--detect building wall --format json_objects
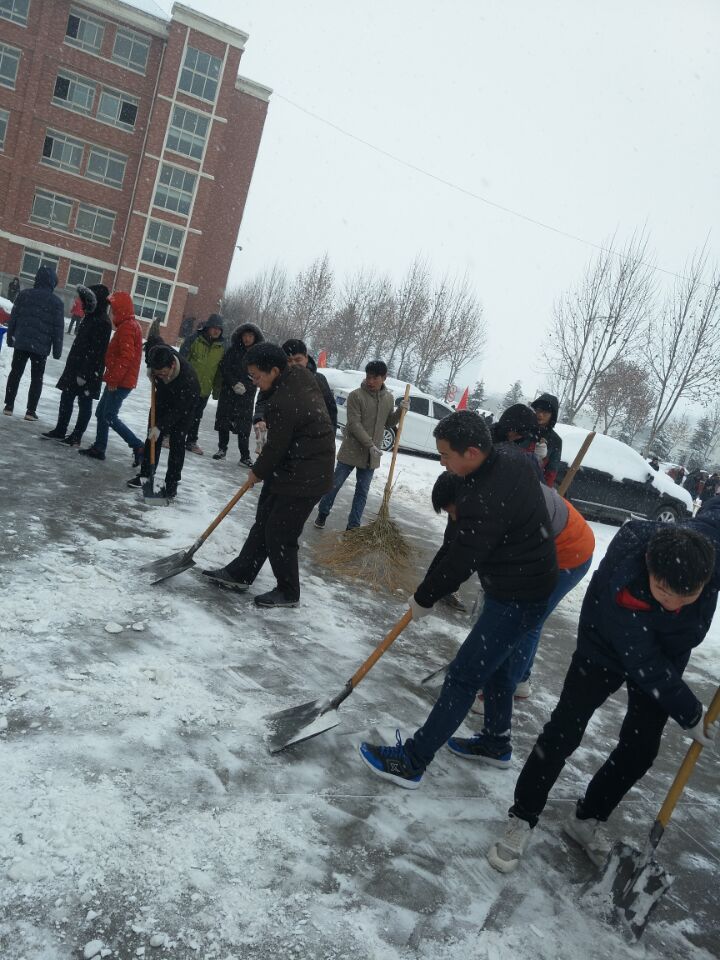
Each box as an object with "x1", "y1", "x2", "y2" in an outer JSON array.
[{"x1": 0, "y1": 0, "x2": 269, "y2": 333}]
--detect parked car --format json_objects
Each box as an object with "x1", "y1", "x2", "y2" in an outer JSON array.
[
  {"x1": 322, "y1": 367, "x2": 493, "y2": 457},
  {"x1": 556, "y1": 424, "x2": 693, "y2": 523}
]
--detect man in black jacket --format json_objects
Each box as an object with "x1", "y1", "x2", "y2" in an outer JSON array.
[
  {"x1": 127, "y1": 344, "x2": 199, "y2": 501},
  {"x1": 203, "y1": 343, "x2": 335, "y2": 607},
  {"x1": 281, "y1": 339, "x2": 338, "y2": 430},
  {"x1": 359, "y1": 411, "x2": 558, "y2": 788},
  {"x1": 488, "y1": 504, "x2": 720, "y2": 874}
]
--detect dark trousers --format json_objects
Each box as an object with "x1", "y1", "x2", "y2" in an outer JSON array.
[
  {"x1": 56, "y1": 389, "x2": 93, "y2": 439},
  {"x1": 187, "y1": 394, "x2": 210, "y2": 445},
  {"x1": 217, "y1": 409, "x2": 253, "y2": 459},
  {"x1": 68, "y1": 314, "x2": 82, "y2": 334},
  {"x1": 140, "y1": 427, "x2": 187, "y2": 496},
  {"x1": 4, "y1": 349, "x2": 46, "y2": 413},
  {"x1": 511, "y1": 651, "x2": 668, "y2": 827},
  {"x1": 225, "y1": 484, "x2": 318, "y2": 600}
]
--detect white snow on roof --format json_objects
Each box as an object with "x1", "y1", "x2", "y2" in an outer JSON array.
[{"x1": 115, "y1": 0, "x2": 170, "y2": 20}]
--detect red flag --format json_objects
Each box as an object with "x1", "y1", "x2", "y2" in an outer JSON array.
[
  {"x1": 318, "y1": 350, "x2": 327, "y2": 368},
  {"x1": 456, "y1": 386, "x2": 469, "y2": 410}
]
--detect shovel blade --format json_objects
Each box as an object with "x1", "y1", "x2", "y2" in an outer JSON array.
[
  {"x1": 140, "y1": 548, "x2": 196, "y2": 584},
  {"x1": 600, "y1": 841, "x2": 673, "y2": 940},
  {"x1": 265, "y1": 697, "x2": 340, "y2": 754}
]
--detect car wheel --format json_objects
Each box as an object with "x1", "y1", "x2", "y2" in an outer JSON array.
[
  {"x1": 653, "y1": 502, "x2": 680, "y2": 523},
  {"x1": 382, "y1": 427, "x2": 396, "y2": 452}
]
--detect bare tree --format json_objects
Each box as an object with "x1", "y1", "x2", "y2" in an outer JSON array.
[
  {"x1": 442, "y1": 275, "x2": 486, "y2": 395},
  {"x1": 223, "y1": 263, "x2": 289, "y2": 340},
  {"x1": 588, "y1": 359, "x2": 654, "y2": 437},
  {"x1": 413, "y1": 275, "x2": 457, "y2": 388},
  {"x1": 543, "y1": 232, "x2": 655, "y2": 423},
  {"x1": 384, "y1": 257, "x2": 430, "y2": 378},
  {"x1": 321, "y1": 269, "x2": 393, "y2": 368},
  {"x1": 643, "y1": 250, "x2": 720, "y2": 454},
  {"x1": 285, "y1": 254, "x2": 335, "y2": 342}
]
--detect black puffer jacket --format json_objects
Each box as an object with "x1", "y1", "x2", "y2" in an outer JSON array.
[
  {"x1": 153, "y1": 354, "x2": 200, "y2": 433},
  {"x1": 214, "y1": 323, "x2": 263, "y2": 432},
  {"x1": 415, "y1": 444, "x2": 558, "y2": 606},
  {"x1": 251, "y1": 365, "x2": 336, "y2": 499},
  {"x1": 531, "y1": 392, "x2": 562, "y2": 487},
  {"x1": 56, "y1": 285, "x2": 111, "y2": 399},
  {"x1": 307, "y1": 355, "x2": 338, "y2": 429},
  {"x1": 7, "y1": 266, "x2": 64, "y2": 358}
]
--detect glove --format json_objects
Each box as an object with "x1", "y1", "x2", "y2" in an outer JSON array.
[
  {"x1": 686, "y1": 716, "x2": 718, "y2": 748},
  {"x1": 370, "y1": 445, "x2": 384, "y2": 457},
  {"x1": 399, "y1": 398, "x2": 411, "y2": 411},
  {"x1": 408, "y1": 595, "x2": 433, "y2": 621},
  {"x1": 254, "y1": 420, "x2": 267, "y2": 433},
  {"x1": 147, "y1": 426, "x2": 160, "y2": 442},
  {"x1": 233, "y1": 382, "x2": 246, "y2": 395},
  {"x1": 76, "y1": 376, "x2": 86, "y2": 387},
  {"x1": 534, "y1": 440, "x2": 548, "y2": 462}
]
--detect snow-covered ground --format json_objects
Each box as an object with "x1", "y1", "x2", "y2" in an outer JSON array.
[{"x1": 1, "y1": 338, "x2": 718, "y2": 960}]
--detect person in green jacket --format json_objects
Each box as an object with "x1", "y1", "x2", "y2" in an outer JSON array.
[{"x1": 179, "y1": 313, "x2": 225, "y2": 455}]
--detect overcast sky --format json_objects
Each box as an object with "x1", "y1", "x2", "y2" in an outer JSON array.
[{"x1": 153, "y1": 0, "x2": 719, "y2": 395}]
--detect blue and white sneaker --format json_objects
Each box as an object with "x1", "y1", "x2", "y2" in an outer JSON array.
[
  {"x1": 359, "y1": 731, "x2": 424, "y2": 790},
  {"x1": 447, "y1": 735, "x2": 512, "y2": 768}
]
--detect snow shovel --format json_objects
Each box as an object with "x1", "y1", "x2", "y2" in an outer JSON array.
[
  {"x1": 599, "y1": 685, "x2": 720, "y2": 939},
  {"x1": 266, "y1": 610, "x2": 413, "y2": 753},
  {"x1": 140, "y1": 479, "x2": 254, "y2": 584}
]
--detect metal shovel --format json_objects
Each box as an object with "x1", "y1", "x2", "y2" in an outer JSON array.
[
  {"x1": 598, "y1": 685, "x2": 720, "y2": 939},
  {"x1": 140, "y1": 479, "x2": 254, "y2": 583},
  {"x1": 266, "y1": 610, "x2": 412, "y2": 753}
]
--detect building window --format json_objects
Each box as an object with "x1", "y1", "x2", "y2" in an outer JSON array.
[
  {"x1": 41, "y1": 130, "x2": 84, "y2": 174},
  {"x1": 97, "y1": 87, "x2": 138, "y2": 130},
  {"x1": 166, "y1": 105, "x2": 209, "y2": 161},
  {"x1": 0, "y1": 109, "x2": 8, "y2": 151},
  {"x1": 134, "y1": 275, "x2": 172, "y2": 322},
  {"x1": 74, "y1": 202, "x2": 115, "y2": 243},
  {"x1": 20, "y1": 248, "x2": 59, "y2": 283},
  {"x1": 178, "y1": 46, "x2": 222, "y2": 103},
  {"x1": 0, "y1": 0, "x2": 30, "y2": 26},
  {"x1": 86, "y1": 145, "x2": 127, "y2": 188},
  {"x1": 53, "y1": 71, "x2": 95, "y2": 116},
  {"x1": 0, "y1": 43, "x2": 20, "y2": 89},
  {"x1": 142, "y1": 220, "x2": 184, "y2": 270},
  {"x1": 65, "y1": 8, "x2": 104, "y2": 55},
  {"x1": 30, "y1": 189, "x2": 73, "y2": 230},
  {"x1": 112, "y1": 28, "x2": 149, "y2": 74},
  {"x1": 153, "y1": 164, "x2": 196, "y2": 216},
  {"x1": 67, "y1": 260, "x2": 103, "y2": 287}
]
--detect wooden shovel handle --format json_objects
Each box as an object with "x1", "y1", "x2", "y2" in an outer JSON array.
[
  {"x1": 349, "y1": 610, "x2": 413, "y2": 689},
  {"x1": 382, "y1": 384, "x2": 412, "y2": 504},
  {"x1": 557, "y1": 432, "x2": 595, "y2": 497},
  {"x1": 197, "y1": 479, "x2": 254, "y2": 545},
  {"x1": 657, "y1": 685, "x2": 720, "y2": 829},
  {"x1": 149, "y1": 380, "x2": 156, "y2": 468}
]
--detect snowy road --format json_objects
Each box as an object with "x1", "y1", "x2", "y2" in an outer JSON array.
[{"x1": 1, "y1": 341, "x2": 718, "y2": 960}]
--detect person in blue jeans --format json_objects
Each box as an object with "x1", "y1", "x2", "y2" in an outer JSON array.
[{"x1": 359, "y1": 411, "x2": 558, "y2": 788}]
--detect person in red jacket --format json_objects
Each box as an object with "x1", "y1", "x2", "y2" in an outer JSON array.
[
  {"x1": 79, "y1": 291, "x2": 144, "y2": 463},
  {"x1": 68, "y1": 295, "x2": 84, "y2": 335}
]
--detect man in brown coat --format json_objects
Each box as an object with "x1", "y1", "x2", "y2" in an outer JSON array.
[
  {"x1": 203, "y1": 343, "x2": 335, "y2": 607},
  {"x1": 314, "y1": 360, "x2": 406, "y2": 530}
]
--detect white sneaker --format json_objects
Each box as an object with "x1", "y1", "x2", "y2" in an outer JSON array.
[
  {"x1": 563, "y1": 811, "x2": 611, "y2": 866},
  {"x1": 487, "y1": 815, "x2": 532, "y2": 873},
  {"x1": 514, "y1": 680, "x2": 532, "y2": 699}
]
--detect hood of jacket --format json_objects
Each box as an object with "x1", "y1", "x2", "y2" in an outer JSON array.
[
  {"x1": 89, "y1": 284, "x2": 110, "y2": 318},
  {"x1": 34, "y1": 265, "x2": 58, "y2": 291},
  {"x1": 493, "y1": 403, "x2": 539, "y2": 442},
  {"x1": 231, "y1": 323, "x2": 264, "y2": 348},
  {"x1": 108, "y1": 291, "x2": 136, "y2": 327},
  {"x1": 531, "y1": 392, "x2": 559, "y2": 428},
  {"x1": 202, "y1": 313, "x2": 224, "y2": 332}
]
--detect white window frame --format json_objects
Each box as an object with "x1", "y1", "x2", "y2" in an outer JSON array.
[
  {"x1": 0, "y1": 108, "x2": 8, "y2": 151},
  {"x1": 0, "y1": 0, "x2": 30, "y2": 26},
  {"x1": 74, "y1": 202, "x2": 115, "y2": 244},
  {"x1": 141, "y1": 219, "x2": 184, "y2": 270},
  {"x1": 97, "y1": 85, "x2": 138, "y2": 131},
  {"x1": 85, "y1": 144, "x2": 127, "y2": 188},
  {"x1": 112, "y1": 27, "x2": 150, "y2": 75},
  {"x1": 53, "y1": 70, "x2": 96, "y2": 117},
  {"x1": 178, "y1": 46, "x2": 222, "y2": 103},
  {"x1": 153, "y1": 163, "x2": 197, "y2": 217},
  {"x1": 67, "y1": 259, "x2": 103, "y2": 288},
  {"x1": 0, "y1": 43, "x2": 21, "y2": 90},
  {"x1": 30, "y1": 189, "x2": 73, "y2": 231},
  {"x1": 41, "y1": 129, "x2": 84, "y2": 174},
  {"x1": 65, "y1": 7, "x2": 105, "y2": 55},
  {"x1": 20, "y1": 248, "x2": 59, "y2": 283},
  {"x1": 166, "y1": 104, "x2": 209, "y2": 161},
  {"x1": 134, "y1": 274, "x2": 172, "y2": 322}
]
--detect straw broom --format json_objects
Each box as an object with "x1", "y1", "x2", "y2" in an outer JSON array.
[{"x1": 317, "y1": 384, "x2": 414, "y2": 593}]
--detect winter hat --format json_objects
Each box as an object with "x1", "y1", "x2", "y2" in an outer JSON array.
[
  {"x1": 147, "y1": 344, "x2": 176, "y2": 370},
  {"x1": 282, "y1": 338, "x2": 307, "y2": 356},
  {"x1": 77, "y1": 285, "x2": 97, "y2": 315},
  {"x1": 144, "y1": 334, "x2": 166, "y2": 363},
  {"x1": 493, "y1": 404, "x2": 539, "y2": 443},
  {"x1": 204, "y1": 313, "x2": 224, "y2": 331},
  {"x1": 530, "y1": 393, "x2": 559, "y2": 428},
  {"x1": 107, "y1": 291, "x2": 135, "y2": 324}
]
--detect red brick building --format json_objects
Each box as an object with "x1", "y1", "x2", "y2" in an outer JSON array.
[{"x1": 0, "y1": 0, "x2": 270, "y2": 340}]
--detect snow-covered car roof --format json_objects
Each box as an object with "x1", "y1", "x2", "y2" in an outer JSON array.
[
  {"x1": 556, "y1": 424, "x2": 692, "y2": 510},
  {"x1": 0, "y1": 295, "x2": 12, "y2": 313},
  {"x1": 322, "y1": 367, "x2": 447, "y2": 405}
]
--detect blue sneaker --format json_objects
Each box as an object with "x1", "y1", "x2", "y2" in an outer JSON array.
[
  {"x1": 359, "y1": 731, "x2": 424, "y2": 790},
  {"x1": 447, "y1": 735, "x2": 512, "y2": 768}
]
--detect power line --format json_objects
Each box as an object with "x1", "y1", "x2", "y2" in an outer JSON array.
[{"x1": 275, "y1": 92, "x2": 707, "y2": 286}]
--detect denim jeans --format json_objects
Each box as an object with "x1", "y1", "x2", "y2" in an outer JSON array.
[
  {"x1": 317, "y1": 460, "x2": 375, "y2": 528},
  {"x1": 480, "y1": 557, "x2": 593, "y2": 751},
  {"x1": 93, "y1": 386, "x2": 142, "y2": 454},
  {"x1": 404, "y1": 595, "x2": 549, "y2": 770},
  {"x1": 57, "y1": 389, "x2": 93, "y2": 440}
]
